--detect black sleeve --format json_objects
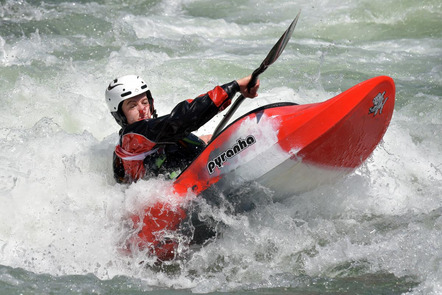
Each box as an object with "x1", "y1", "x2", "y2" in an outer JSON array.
[
  {"x1": 122, "y1": 81, "x2": 239, "y2": 143},
  {"x1": 113, "y1": 151, "x2": 128, "y2": 183}
]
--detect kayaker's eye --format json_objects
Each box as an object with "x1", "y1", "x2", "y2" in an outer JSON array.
[{"x1": 125, "y1": 102, "x2": 136, "y2": 109}]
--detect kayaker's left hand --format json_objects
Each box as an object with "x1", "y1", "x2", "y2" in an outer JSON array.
[{"x1": 237, "y1": 75, "x2": 260, "y2": 98}]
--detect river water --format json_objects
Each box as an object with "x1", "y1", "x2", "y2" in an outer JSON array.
[{"x1": 0, "y1": 0, "x2": 441, "y2": 294}]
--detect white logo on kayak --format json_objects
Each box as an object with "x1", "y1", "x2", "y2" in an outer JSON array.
[
  {"x1": 207, "y1": 135, "x2": 256, "y2": 175},
  {"x1": 369, "y1": 91, "x2": 388, "y2": 116}
]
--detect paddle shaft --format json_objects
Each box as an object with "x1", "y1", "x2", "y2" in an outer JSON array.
[{"x1": 211, "y1": 11, "x2": 301, "y2": 138}]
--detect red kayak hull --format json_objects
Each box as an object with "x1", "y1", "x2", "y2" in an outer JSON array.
[
  {"x1": 175, "y1": 75, "x2": 395, "y2": 195},
  {"x1": 128, "y1": 76, "x2": 395, "y2": 260}
]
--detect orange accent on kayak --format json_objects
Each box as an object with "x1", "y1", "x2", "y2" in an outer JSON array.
[
  {"x1": 128, "y1": 202, "x2": 187, "y2": 261},
  {"x1": 277, "y1": 76, "x2": 395, "y2": 167}
]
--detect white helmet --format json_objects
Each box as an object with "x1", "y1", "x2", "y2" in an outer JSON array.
[{"x1": 105, "y1": 75, "x2": 156, "y2": 127}]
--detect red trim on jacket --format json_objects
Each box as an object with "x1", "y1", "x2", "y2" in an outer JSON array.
[
  {"x1": 115, "y1": 133, "x2": 157, "y2": 181},
  {"x1": 207, "y1": 85, "x2": 231, "y2": 110}
]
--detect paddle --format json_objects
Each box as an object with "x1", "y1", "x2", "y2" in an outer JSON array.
[{"x1": 211, "y1": 11, "x2": 301, "y2": 138}]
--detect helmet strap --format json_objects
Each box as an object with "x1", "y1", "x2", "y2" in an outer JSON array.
[
  {"x1": 112, "y1": 110, "x2": 127, "y2": 128},
  {"x1": 146, "y1": 90, "x2": 157, "y2": 119}
]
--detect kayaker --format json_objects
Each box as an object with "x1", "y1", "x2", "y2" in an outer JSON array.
[{"x1": 105, "y1": 74, "x2": 260, "y2": 184}]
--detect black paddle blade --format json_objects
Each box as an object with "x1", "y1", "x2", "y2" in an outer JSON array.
[
  {"x1": 249, "y1": 10, "x2": 301, "y2": 87},
  {"x1": 262, "y1": 10, "x2": 301, "y2": 68},
  {"x1": 214, "y1": 11, "x2": 301, "y2": 138}
]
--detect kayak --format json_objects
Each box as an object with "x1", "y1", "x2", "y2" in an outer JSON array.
[
  {"x1": 126, "y1": 75, "x2": 395, "y2": 261},
  {"x1": 176, "y1": 75, "x2": 395, "y2": 196}
]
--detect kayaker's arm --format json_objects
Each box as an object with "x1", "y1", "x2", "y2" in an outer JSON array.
[
  {"x1": 147, "y1": 75, "x2": 260, "y2": 142},
  {"x1": 123, "y1": 81, "x2": 240, "y2": 143}
]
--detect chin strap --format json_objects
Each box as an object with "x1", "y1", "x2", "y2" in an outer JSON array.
[
  {"x1": 112, "y1": 111, "x2": 128, "y2": 128},
  {"x1": 146, "y1": 90, "x2": 157, "y2": 118}
]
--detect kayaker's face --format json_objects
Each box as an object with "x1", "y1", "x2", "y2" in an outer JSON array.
[{"x1": 121, "y1": 93, "x2": 152, "y2": 125}]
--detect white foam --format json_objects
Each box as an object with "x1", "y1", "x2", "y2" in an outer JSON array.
[{"x1": 0, "y1": 0, "x2": 441, "y2": 293}]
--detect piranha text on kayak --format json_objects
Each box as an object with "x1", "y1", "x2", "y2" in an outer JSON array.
[{"x1": 207, "y1": 135, "x2": 256, "y2": 174}]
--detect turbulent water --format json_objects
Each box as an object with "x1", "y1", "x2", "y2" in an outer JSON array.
[{"x1": 1, "y1": 0, "x2": 441, "y2": 294}]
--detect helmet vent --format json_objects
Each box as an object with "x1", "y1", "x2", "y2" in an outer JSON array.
[
  {"x1": 141, "y1": 85, "x2": 147, "y2": 89},
  {"x1": 121, "y1": 91, "x2": 132, "y2": 97}
]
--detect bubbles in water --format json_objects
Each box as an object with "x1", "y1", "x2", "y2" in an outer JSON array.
[{"x1": 0, "y1": 0, "x2": 441, "y2": 293}]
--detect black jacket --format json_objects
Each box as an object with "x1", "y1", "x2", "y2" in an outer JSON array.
[{"x1": 113, "y1": 81, "x2": 240, "y2": 183}]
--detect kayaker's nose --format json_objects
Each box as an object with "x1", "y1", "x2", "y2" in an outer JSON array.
[{"x1": 138, "y1": 104, "x2": 147, "y2": 118}]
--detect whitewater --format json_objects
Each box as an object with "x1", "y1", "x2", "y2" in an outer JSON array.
[{"x1": 0, "y1": 0, "x2": 441, "y2": 294}]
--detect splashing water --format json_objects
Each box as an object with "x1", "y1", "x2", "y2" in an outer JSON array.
[{"x1": 1, "y1": 0, "x2": 441, "y2": 294}]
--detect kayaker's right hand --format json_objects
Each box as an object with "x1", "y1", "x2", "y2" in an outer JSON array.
[{"x1": 237, "y1": 75, "x2": 260, "y2": 98}]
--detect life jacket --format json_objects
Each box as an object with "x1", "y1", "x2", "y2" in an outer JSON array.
[{"x1": 114, "y1": 133, "x2": 205, "y2": 182}]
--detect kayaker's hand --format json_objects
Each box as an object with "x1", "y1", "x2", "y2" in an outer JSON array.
[
  {"x1": 199, "y1": 134, "x2": 212, "y2": 144},
  {"x1": 237, "y1": 75, "x2": 260, "y2": 98}
]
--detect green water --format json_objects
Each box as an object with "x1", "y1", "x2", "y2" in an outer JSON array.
[{"x1": 0, "y1": 0, "x2": 441, "y2": 294}]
